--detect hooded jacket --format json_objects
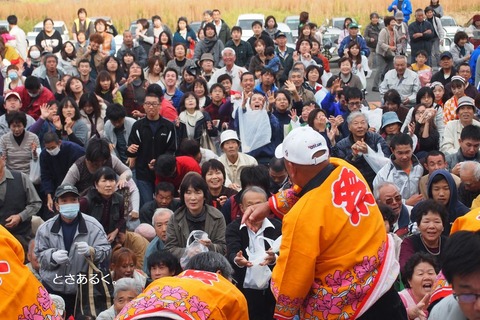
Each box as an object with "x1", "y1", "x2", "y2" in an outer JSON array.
[{"x1": 425, "y1": 169, "x2": 470, "y2": 235}]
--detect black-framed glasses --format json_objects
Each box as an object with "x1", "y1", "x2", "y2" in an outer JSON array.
[
  {"x1": 384, "y1": 195, "x2": 402, "y2": 205},
  {"x1": 454, "y1": 293, "x2": 480, "y2": 304}
]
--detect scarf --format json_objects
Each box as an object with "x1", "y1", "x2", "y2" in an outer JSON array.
[
  {"x1": 202, "y1": 36, "x2": 218, "y2": 53},
  {"x1": 459, "y1": 45, "x2": 466, "y2": 57}
]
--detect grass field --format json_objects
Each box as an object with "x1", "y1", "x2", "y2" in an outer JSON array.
[{"x1": 2, "y1": 0, "x2": 479, "y2": 35}]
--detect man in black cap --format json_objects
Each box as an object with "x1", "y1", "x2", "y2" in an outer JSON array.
[
  {"x1": 431, "y1": 51, "x2": 456, "y2": 86},
  {"x1": 275, "y1": 31, "x2": 295, "y2": 85},
  {"x1": 35, "y1": 184, "x2": 111, "y2": 317}
]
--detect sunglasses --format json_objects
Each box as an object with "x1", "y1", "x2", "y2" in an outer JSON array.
[{"x1": 384, "y1": 195, "x2": 402, "y2": 205}]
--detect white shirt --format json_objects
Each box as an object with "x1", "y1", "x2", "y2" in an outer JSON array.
[{"x1": 9, "y1": 25, "x2": 27, "y2": 60}]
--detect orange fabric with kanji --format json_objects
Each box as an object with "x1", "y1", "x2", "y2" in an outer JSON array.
[
  {"x1": 271, "y1": 158, "x2": 387, "y2": 319},
  {"x1": 450, "y1": 207, "x2": 480, "y2": 234},
  {"x1": 0, "y1": 225, "x2": 59, "y2": 319},
  {"x1": 116, "y1": 270, "x2": 249, "y2": 320}
]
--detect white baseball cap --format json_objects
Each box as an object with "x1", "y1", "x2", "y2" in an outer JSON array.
[{"x1": 275, "y1": 126, "x2": 329, "y2": 165}]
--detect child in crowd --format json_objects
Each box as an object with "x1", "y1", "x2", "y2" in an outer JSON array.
[
  {"x1": 145, "y1": 250, "x2": 181, "y2": 286},
  {"x1": 410, "y1": 50, "x2": 432, "y2": 87},
  {"x1": 264, "y1": 46, "x2": 281, "y2": 73}
]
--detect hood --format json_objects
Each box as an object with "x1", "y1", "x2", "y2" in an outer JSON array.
[{"x1": 427, "y1": 169, "x2": 457, "y2": 210}]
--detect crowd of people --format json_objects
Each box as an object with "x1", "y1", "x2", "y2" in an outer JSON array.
[{"x1": 0, "y1": 3, "x2": 480, "y2": 320}]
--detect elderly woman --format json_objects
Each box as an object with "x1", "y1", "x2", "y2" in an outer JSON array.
[
  {"x1": 331, "y1": 111, "x2": 391, "y2": 189},
  {"x1": 399, "y1": 199, "x2": 448, "y2": 273},
  {"x1": 79, "y1": 167, "x2": 125, "y2": 243},
  {"x1": 399, "y1": 252, "x2": 438, "y2": 320},
  {"x1": 0, "y1": 111, "x2": 40, "y2": 175},
  {"x1": 95, "y1": 278, "x2": 143, "y2": 320},
  {"x1": 201, "y1": 159, "x2": 237, "y2": 211},
  {"x1": 165, "y1": 172, "x2": 227, "y2": 259}
]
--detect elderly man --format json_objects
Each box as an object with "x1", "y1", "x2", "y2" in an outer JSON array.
[
  {"x1": 208, "y1": 47, "x2": 248, "y2": 92},
  {"x1": 373, "y1": 133, "x2": 424, "y2": 206},
  {"x1": 0, "y1": 146, "x2": 41, "y2": 251},
  {"x1": 0, "y1": 91, "x2": 35, "y2": 137},
  {"x1": 35, "y1": 184, "x2": 111, "y2": 317},
  {"x1": 408, "y1": 9, "x2": 434, "y2": 65},
  {"x1": 285, "y1": 67, "x2": 316, "y2": 104},
  {"x1": 441, "y1": 96, "x2": 480, "y2": 155},
  {"x1": 374, "y1": 181, "x2": 411, "y2": 237},
  {"x1": 33, "y1": 53, "x2": 65, "y2": 92},
  {"x1": 96, "y1": 278, "x2": 143, "y2": 320},
  {"x1": 380, "y1": 55, "x2": 421, "y2": 106},
  {"x1": 142, "y1": 208, "x2": 174, "y2": 274},
  {"x1": 332, "y1": 111, "x2": 391, "y2": 189},
  {"x1": 269, "y1": 126, "x2": 403, "y2": 319},
  {"x1": 458, "y1": 161, "x2": 480, "y2": 207},
  {"x1": 218, "y1": 130, "x2": 257, "y2": 190}
]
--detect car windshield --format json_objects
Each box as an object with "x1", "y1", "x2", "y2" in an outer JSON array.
[
  {"x1": 238, "y1": 19, "x2": 263, "y2": 30},
  {"x1": 333, "y1": 20, "x2": 344, "y2": 29},
  {"x1": 286, "y1": 19, "x2": 299, "y2": 30},
  {"x1": 441, "y1": 18, "x2": 456, "y2": 26}
]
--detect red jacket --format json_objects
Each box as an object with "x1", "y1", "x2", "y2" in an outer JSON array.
[
  {"x1": 155, "y1": 156, "x2": 201, "y2": 190},
  {"x1": 15, "y1": 86, "x2": 55, "y2": 120}
]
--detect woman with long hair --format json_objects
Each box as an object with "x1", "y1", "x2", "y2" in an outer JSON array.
[
  {"x1": 148, "y1": 31, "x2": 173, "y2": 65},
  {"x1": 94, "y1": 70, "x2": 123, "y2": 105},
  {"x1": 52, "y1": 97, "x2": 89, "y2": 146},
  {"x1": 58, "y1": 41, "x2": 78, "y2": 76},
  {"x1": 411, "y1": 103, "x2": 439, "y2": 159},
  {"x1": 144, "y1": 56, "x2": 165, "y2": 88},
  {"x1": 78, "y1": 92, "x2": 106, "y2": 139},
  {"x1": 346, "y1": 41, "x2": 371, "y2": 90},
  {"x1": 172, "y1": 17, "x2": 197, "y2": 47},
  {"x1": 64, "y1": 76, "x2": 85, "y2": 104},
  {"x1": 103, "y1": 55, "x2": 125, "y2": 84}
]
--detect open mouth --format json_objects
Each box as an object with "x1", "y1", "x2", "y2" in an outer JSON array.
[{"x1": 422, "y1": 283, "x2": 433, "y2": 291}]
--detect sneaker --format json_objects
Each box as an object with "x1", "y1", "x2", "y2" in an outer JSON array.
[{"x1": 372, "y1": 87, "x2": 379, "y2": 92}]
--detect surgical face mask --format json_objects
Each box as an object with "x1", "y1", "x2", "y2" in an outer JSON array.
[
  {"x1": 46, "y1": 146, "x2": 60, "y2": 156},
  {"x1": 59, "y1": 203, "x2": 79, "y2": 219},
  {"x1": 30, "y1": 51, "x2": 41, "y2": 59},
  {"x1": 8, "y1": 72, "x2": 18, "y2": 80}
]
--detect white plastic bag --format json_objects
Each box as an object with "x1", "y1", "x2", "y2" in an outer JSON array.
[
  {"x1": 243, "y1": 247, "x2": 272, "y2": 290},
  {"x1": 180, "y1": 230, "x2": 209, "y2": 269},
  {"x1": 29, "y1": 148, "x2": 41, "y2": 185},
  {"x1": 363, "y1": 143, "x2": 390, "y2": 173}
]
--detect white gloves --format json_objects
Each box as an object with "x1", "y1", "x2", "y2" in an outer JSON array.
[
  {"x1": 75, "y1": 241, "x2": 91, "y2": 256},
  {"x1": 52, "y1": 250, "x2": 69, "y2": 264}
]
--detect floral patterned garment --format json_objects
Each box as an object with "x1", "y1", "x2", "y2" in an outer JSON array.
[
  {"x1": 271, "y1": 158, "x2": 388, "y2": 319},
  {"x1": 116, "y1": 270, "x2": 249, "y2": 320},
  {"x1": 0, "y1": 225, "x2": 60, "y2": 319}
]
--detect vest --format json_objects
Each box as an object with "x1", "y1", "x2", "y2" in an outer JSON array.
[
  {"x1": 75, "y1": 156, "x2": 114, "y2": 194},
  {"x1": 0, "y1": 171, "x2": 30, "y2": 238},
  {"x1": 84, "y1": 189, "x2": 123, "y2": 234},
  {"x1": 74, "y1": 18, "x2": 92, "y2": 35}
]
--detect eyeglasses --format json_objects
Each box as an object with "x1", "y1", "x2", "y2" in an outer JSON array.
[
  {"x1": 348, "y1": 101, "x2": 362, "y2": 107},
  {"x1": 454, "y1": 293, "x2": 480, "y2": 304},
  {"x1": 384, "y1": 195, "x2": 402, "y2": 205},
  {"x1": 144, "y1": 102, "x2": 160, "y2": 107}
]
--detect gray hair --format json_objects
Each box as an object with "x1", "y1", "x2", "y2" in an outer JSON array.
[
  {"x1": 221, "y1": 47, "x2": 236, "y2": 56},
  {"x1": 346, "y1": 111, "x2": 367, "y2": 126},
  {"x1": 289, "y1": 67, "x2": 304, "y2": 78},
  {"x1": 373, "y1": 181, "x2": 400, "y2": 200},
  {"x1": 152, "y1": 208, "x2": 174, "y2": 226},
  {"x1": 460, "y1": 161, "x2": 480, "y2": 181},
  {"x1": 394, "y1": 55, "x2": 408, "y2": 63},
  {"x1": 185, "y1": 252, "x2": 234, "y2": 280},
  {"x1": 113, "y1": 278, "x2": 143, "y2": 299},
  {"x1": 239, "y1": 186, "x2": 268, "y2": 203}
]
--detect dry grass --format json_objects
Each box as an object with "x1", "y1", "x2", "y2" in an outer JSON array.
[{"x1": 2, "y1": 0, "x2": 479, "y2": 34}]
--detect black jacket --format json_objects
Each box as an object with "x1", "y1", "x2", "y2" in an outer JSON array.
[{"x1": 126, "y1": 117, "x2": 177, "y2": 182}]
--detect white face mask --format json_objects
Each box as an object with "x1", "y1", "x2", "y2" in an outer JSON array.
[
  {"x1": 30, "y1": 51, "x2": 41, "y2": 59},
  {"x1": 46, "y1": 146, "x2": 60, "y2": 156}
]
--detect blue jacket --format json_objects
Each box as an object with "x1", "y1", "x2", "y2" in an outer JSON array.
[
  {"x1": 172, "y1": 30, "x2": 197, "y2": 46},
  {"x1": 470, "y1": 46, "x2": 480, "y2": 86},
  {"x1": 388, "y1": 0, "x2": 413, "y2": 22},
  {"x1": 412, "y1": 169, "x2": 470, "y2": 235},
  {"x1": 338, "y1": 35, "x2": 370, "y2": 58}
]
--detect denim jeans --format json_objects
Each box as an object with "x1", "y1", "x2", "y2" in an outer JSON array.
[{"x1": 136, "y1": 179, "x2": 154, "y2": 208}]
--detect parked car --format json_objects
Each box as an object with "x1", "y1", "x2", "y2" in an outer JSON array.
[
  {"x1": 0, "y1": 20, "x2": 9, "y2": 30},
  {"x1": 441, "y1": 16, "x2": 462, "y2": 41},
  {"x1": 236, "y1": 13, "x2": 265, "y2": 41},
  {"x1": 190, "y1": 21, "x2": 202, "y2": 34},
  {"x1": 26, "y1": 21, "x2": 69, "y2": 45},
  {"x1": 284, "y1": 15, "x2": 299, "y2": 41}
]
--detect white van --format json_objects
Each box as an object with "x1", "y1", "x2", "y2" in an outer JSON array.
[{"x1": 236, "y1": 14, "x2": 265, "y2": 41}]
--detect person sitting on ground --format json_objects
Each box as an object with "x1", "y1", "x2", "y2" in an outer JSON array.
[
  {"x1": 96, "y1": 278, "x2": 143, "y2": 320},
  {"x1": 145, "y1": 249, "x2": 181, "y2": 285},
  {"x1": 110, "y1": 247, "x2": 147, "y2": 288}
]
